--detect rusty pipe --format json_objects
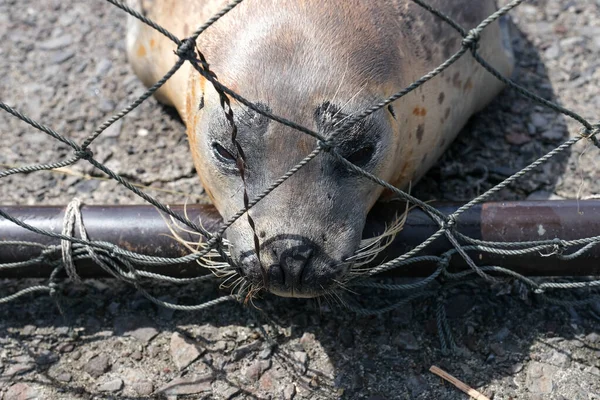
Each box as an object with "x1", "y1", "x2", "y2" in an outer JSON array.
[{"x1": 0, "y1": 201, "x2": 599, "y2": 278}]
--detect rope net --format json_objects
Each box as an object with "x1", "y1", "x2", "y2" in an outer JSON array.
[{"x1": 1, "y1": 0, "x2": 599, "y2": 352}]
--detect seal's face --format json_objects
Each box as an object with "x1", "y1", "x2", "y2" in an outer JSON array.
[
  {"x1": 182, "y1": 7, "x2": 407, "y2": 297},
  {"x1": 188, "y1": 78, "x2": 396, "y2": 297}
]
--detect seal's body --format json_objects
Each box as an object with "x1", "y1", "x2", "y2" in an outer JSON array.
[{"x1": 127, "y1": 0, "x2": 514, "y2": 297}]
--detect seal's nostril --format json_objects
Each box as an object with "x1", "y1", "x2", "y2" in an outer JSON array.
[
  {"x1": 267, "y1": 264, "x2": 285, "y2": 286},
  {"x1": 275, "y1": 243, "x2": 316, "y2": 289}
]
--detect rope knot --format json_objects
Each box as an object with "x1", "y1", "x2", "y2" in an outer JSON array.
[
  {"x1": 580, "y1": 124, "x2": 600, "y2": 149},
  {"x1": 49, "y1": 281, "x2": 58, "y2": 297},
  {"x1": 438, "y1": 253, "x2": 451, "y2": 269},
  {"x1": 317, "y1": 140, "x2": 333, "y2": 152},
  {"x1": 75, "y1": 148, "x2": 93, "y2": 161},
  {"x1": 176, "y1": 37, "x2": 197, "y2": 60},
  {"x1": 552, "y1": 238, "x2": 565, "y2": 256},
  {"x1": 443, "y1": 215, "x2": 457, "y2": 231},
  {"x1": 462, "y1": 29, "x2": 481, "y2": 50}
]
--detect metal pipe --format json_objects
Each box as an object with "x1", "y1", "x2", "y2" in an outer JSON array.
[{"x1": 1, "y1": 201, "x2": 599, "y2": 278}]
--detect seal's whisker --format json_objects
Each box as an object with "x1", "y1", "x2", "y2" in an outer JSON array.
[
  {"x1": 329, "y1": 56, "x2": 350, "y2": 109},
  {"x1": 321, "y1": 289, "x2": 340, "y2": 309},
  {"x1": 236, "y1": 280, "x2": 251, "y2": 298},
  {"x1": 332, "y1": 279, "x2": 358, "y2": 295},
  {"x1": 225, "y1": 275, "x2": 247, "y2": 294},
  {"x1": 161, "y1": 210, "x2": 236, "y2": 278},
  {"x1": 219, "y1": 272, "x2": 243, "y2": 289},
  {"x1": 348, "y1": 195, "x2": 412, "y2": 274},
  {"x1": 332, "y1": 80, "x2": 368, "y2": 125},
  {"x1": 328, "y1": 287, "x2": 349, "y2": 309},
  {"x1": 331, "y1": 81, "x2": 367, "y2": 125},
  {"x1": 244, "y1": 283, "x2": 263, "y2": 305},
  {"x1": 348, "y1": 268, "x2": 371, "y2": 276}
]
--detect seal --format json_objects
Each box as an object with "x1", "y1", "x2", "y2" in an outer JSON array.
[{"x1": 126, "y1": 0, "x2": 514, "y2": 298}]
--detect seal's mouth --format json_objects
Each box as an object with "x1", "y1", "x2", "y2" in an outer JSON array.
[
  {"x1": 163, "y1": 204, "x2": 408, "y2": 299},
  {"x1": 230, "y1": 209, "x2": 408, "y2": 298}
]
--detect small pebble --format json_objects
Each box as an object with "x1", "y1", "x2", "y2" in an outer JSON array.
[
  {"x1": 84, "y1": 354, "x2": 111, "y2": 378},
  {"x1": 170, "y1": 332, "x2": 202, "y2": 370},
  {"x1": 97, "y1": 378, "x2": 123, "y2": 393}
]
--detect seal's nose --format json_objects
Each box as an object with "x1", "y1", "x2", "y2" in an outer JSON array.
[{"x1": 269, "y1": 243, "x2": 315, "y2": 290}]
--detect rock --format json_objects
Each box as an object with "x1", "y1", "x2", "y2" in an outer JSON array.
[
  {"x1": 98, "y1": 99, "x2": 116, "y2": 113},
  {"x1": 259, "y1": 345, "x2": 274, "y2": 360},
  {"x1": 55, "y1": 326, "x2": 70, "y2": 336},
  {"x1": 95, "y1": 59, "x2": 112, "y2": 77},
  {"x1": 97, "y1": 378, "x2": 123, "y2": 393},
  {"x1": 544, "y1": 43, "x2": 560, "y2": 60},
  {"x1": 75, "y1": 179, "x2": 100, "y2": 193},
  {"x1": 170, "y1": 332, "x2": 203, "y2": 370},
  {"x1": 560, "y1": 36, "x2": 584, "y2": 48},
  {"x1": 157, "y1": 373, "x2": 214, "y2": 395},
  {"x1": 586, "y1": 366, "x2": 600, "y2": 377},
  {"x1": 592, "y1": 300, "x2": 600, "y2": 316},
  {"x1": 492, "y1": 327, "x2": 511, "y2": 342},
  {"x1": 84, "y1": 354, "x2": 111, "y2": 378},
  {"x1": 293, "y1": 351, "x2": 308, "y2": 374},
  {"x1": 510, "y1": 363, "x2": 524, "y2": 374},
  {"x1": 392, "y1": 332, "x2": 420, "y2": 351},
  {"x1": 114, "y1": 316, "x2": 159, "y2": 344},
  {"x1": 530, "y1": 112, "x2": 548, "y2": 129},
  {"x1": 212, "y1": 340, "x2": 228, "y2": 352},
  {"x1": 541, "y1": 126, "x2": 566, "y2": 141},
  {"x1": 50, "y1": 50, "x2": 75, "y2": 64},
  {"x1": 35, "y1": 350, "x2": 58, "y2": 365},
  {"x1": 137, "y1": 128, "x2": 149, "y2": 137},
  {"x1": 38, "y1": 35, "x2": 72, "y2": 50},
  {"x1": 283, "y1": 383, "x2": 296, "y2": 400},
  {"x1": 245, "y1": 359, "x2": 271, "y2": 381},
  {"x1": 4, "y1": 383, "x2": 40, "y2": 400},
  {"x1": 585, "y1": 332, "x2": 600, "y2": 343},
  {"x1": 21, "y1": 325, "x2": 36, "y2": 336},
  {"x1": 595, "y1": 37, "x2": 600, "y2": 51},
  {"x1": 132, "y1": 381, "x2": 154, "y2": 396},
  {"x1": 3, "y1": 362, "x2": 35, "y2": 377},
  {"x1": 257, "y1": 370, "x2": 276, "y2": 392},
  {"x1": 406, "y1": 374, "x2": 428, "y2": 398},
  {"x1": 544, "y1": 350, "x2": 571, "y2": 368},
  {"x1": 212, "y1": 380, "x2": 241, "y2": 400},
  {"x1": 123, "y1": 368, "x2": 154, "y2": 396},
  {"x1": 102, "y1": 119, "x2": 122, "y2": 138},
  {"x1": 231, "y1": 340, "x2": 262, "y2": 361},
  {"x1": 56, "y1": 372, "x2": 72, "y2": 382},
  {"x1": 126, "y1": 347, "x2": 141, "y2": 360},
  {"x1": 490, "y1": 343, "x2": 505, "y2": 357},
  {"x1": 526, "y1": 362, "x2": 557, "y2": 394},
  {"x1": 505, "y1": 132, "x2": 531, "y2": 145},
  {"x1": 299, "y1": 332, "x2": 315, "y2": 349}
]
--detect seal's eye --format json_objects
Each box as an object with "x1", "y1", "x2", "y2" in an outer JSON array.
[
  {"x1": 212, "y1": 142, "x2": 236, "y2": 164},
  {"x1": 346, "y1": 145, "x2": 375, "y2": 166}
]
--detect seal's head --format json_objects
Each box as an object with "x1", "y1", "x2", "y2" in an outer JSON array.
[{"x1": 184, "y1": 5, "x2": 405, "y2": 298}]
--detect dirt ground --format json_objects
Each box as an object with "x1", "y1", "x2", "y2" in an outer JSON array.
[{"x1": 1, "y1": 0, "x2": 600, "y2": 399}]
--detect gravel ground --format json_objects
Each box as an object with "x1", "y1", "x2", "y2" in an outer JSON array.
[{"x1": 1, "y1": 0, "x2": 600, "y2": 399}]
